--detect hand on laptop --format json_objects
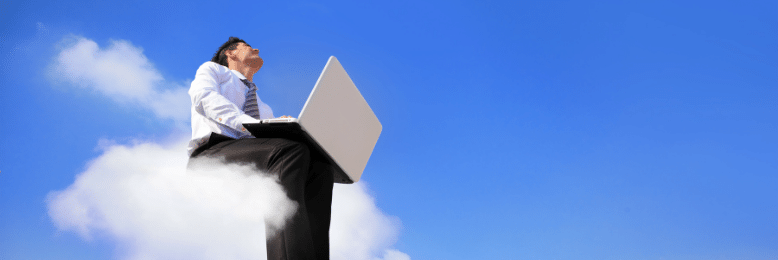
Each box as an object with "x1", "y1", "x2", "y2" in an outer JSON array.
[{"x1": 277, "y1": 115, "x2": 295, "y2": 119}]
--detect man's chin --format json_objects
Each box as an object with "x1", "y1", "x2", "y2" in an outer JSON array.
[
  {"x1": 251, "y1": 58, "x2": 264, "y2": 70},
  {"x1": 248, "y1": 61, "x2": 263, "y2": 70}
]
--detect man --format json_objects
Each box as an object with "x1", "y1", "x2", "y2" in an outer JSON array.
[{"x1": 188, "y1": 37, "x2": 334, "y2": 260}]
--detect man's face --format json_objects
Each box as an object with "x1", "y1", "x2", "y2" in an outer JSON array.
[{"x1": 231, "y1": 42, "x2": 263, "y2": 70}]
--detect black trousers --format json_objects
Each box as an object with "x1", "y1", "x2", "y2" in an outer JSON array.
[{"x1": 190, "y1": 134, "x2": 334, "y2": 260}]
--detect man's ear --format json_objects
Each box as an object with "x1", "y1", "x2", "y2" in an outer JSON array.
[{"x1": 224, "y1": 48, "x2": 236, "y2": 60}]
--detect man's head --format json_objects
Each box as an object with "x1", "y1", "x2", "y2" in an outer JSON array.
[{"x1": 211, "y1": 37, "x2": 263, "y2": 71}]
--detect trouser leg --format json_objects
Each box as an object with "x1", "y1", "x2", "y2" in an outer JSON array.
[
  {"x1": 306, "y1": 160, "x2": 334, "y2": 259},
  {"x1": 190, "y1": 137, "x2": 332, "y2": 260},
  {"x1": 263, "y1": 139, "x2": 316, "y2": 260}
]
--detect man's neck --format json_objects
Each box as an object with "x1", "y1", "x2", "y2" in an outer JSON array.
[{"x1": 228, "y1": 63, "x2": 257, "y2": 81}]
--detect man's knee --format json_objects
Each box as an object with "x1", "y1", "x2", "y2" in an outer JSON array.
[
  {"x1": 268, "y1": 139, "x2": 311, "y2": 168},
  {"x1": 277, "y1": 139, "x2": 309, "y2": 157}
]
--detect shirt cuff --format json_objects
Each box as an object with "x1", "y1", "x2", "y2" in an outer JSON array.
[{"x1": 236, "y1": 114, "x2": 260, "y2": 133}]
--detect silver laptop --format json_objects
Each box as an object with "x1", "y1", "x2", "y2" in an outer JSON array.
[{"x1": 243, "y1": 56, "x2": 382, "y2": 183}]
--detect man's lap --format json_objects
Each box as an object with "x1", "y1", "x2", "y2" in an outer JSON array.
[{"x1": 189, "y1": 134, "x2": 310, "y2": 173}]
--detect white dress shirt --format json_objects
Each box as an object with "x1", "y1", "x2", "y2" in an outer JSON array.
[{"x1": 188, "y1": 61, "x2": 275, "y2": 155}]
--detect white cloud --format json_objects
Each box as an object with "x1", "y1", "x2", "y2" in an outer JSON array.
[
  {"x1": 48, "y1": 35, "x2": 190, "y2": 123},
  {"x1": 47, "y1": 137, "x2": 291, "y2": 260},
  {"x1": 47, "y1": 136, "x2": 408, "y2": 260},
  {"x1": 331, "y1": 182, "x2": 404, "y2": 260},
  {"x1": 379, "y1": 250, "x2": 412, "y2": 260}
]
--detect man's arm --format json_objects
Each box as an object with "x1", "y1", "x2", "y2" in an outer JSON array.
[{"x1": 189, "y1": 62, "x2": 258, "y2": 132}]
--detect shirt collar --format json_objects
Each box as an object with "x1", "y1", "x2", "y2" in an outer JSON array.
[{"x1": 230, "y1": 70, "x2": 248, "y2": 81}]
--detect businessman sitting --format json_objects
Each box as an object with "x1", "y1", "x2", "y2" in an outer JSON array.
[{"x1": 187, "y1": 36, "x2": 334, "y2": 260}]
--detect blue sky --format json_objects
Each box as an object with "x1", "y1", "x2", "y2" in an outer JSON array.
[{"x1": 2, "y1": 0, "x2": 777, "y2": 259}]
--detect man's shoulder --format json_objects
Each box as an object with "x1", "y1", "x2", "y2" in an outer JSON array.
[
  {"x1": 192, "y1": 62, "x2": 242, "y2": 88},
  {"x1": 198, "y1": 61, "x2": 229, "y2": 73},
  {"x1": 195, "y1": 62, "x2": 236, "y2": 83}
]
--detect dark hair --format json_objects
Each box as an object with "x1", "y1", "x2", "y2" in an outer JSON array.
[{"x1": 211, "y1": 37, "x2": 248, "y2": 67}]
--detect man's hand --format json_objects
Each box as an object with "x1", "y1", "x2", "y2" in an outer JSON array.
[{"x1": 277, "y1": 115, "x2": 294, "y2": 119}]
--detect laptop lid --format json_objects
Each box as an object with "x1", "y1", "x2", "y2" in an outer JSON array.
[{"x1": 296, "y1": 56, "x2": 382, "y2": 183}]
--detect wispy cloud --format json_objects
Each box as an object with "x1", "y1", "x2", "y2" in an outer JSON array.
[
  {"x1": 48, "y1": 35, "x2": 190, "y2": 123},
  {"x1": 46, "y1": 35, "x2": 409, "y2": 260}
]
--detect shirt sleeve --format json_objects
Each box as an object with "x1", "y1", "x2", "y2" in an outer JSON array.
[{"x1": 189, "y1": 62, "x2": 256, "y2": 133}]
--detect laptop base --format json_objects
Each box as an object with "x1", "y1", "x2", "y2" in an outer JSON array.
[{"x1": 243, "y1": 123, "x2": 353, "y2": 184}]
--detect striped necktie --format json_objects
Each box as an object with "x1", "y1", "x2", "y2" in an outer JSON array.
[{"x1": 240, "y1": 79, "x2": 261, "y2": 119}]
